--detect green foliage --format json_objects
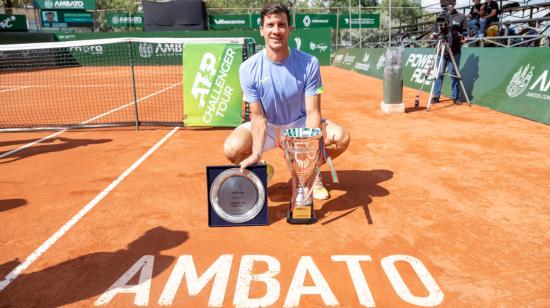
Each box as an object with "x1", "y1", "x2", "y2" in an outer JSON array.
[
  {"x1": 96, "y1": 0, "x2": 138, "y2": 13},
  {"x1": 380, "y1": 0, "x2": 422, "y2": 25}
]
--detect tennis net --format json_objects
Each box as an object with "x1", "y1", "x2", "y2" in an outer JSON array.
[{"x1": 0, "y1": 37, "x2": 255, "y2": 130}]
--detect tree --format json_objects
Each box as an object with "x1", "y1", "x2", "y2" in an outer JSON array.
[{"x1": 95, "y1": 0, "x2": 139, "y2": 32}]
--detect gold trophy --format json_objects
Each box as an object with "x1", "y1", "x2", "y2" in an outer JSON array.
[{"x1": 281, "y1": 127, "x2": 322, "y2": 224}]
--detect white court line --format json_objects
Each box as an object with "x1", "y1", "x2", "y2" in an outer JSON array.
[
  {"x1": 0, "y1": 82, "x2": 181, "y2": 160},
  {"x1": 0, "y1": 126, "x2": 179, "y2": 292},
  {"x1": 82, "y1": 82, "x2": 180, "y2": 125},
  {"x1": 0, "y1": 86, "x2": 29, "y2": 93}
]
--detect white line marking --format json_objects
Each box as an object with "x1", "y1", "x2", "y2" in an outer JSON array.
[
  {"x1": 82, "y1": 82, "x2": 180, "y2": 125},
  {"x1": 0, "y1": 126, "x2": 179, "y2": 292},
  {"x1": 0, "y1": 82, "x2": 181, "y2": 159},
  {"x1": 0, "y1": 86, "x2": 29, "y2": 93}
]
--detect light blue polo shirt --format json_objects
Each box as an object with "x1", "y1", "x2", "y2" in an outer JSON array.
[{"x1": 239, "y1": 48, "x2": 323, "y2": 125}]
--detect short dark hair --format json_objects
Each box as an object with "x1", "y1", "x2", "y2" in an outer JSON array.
[{"x1": 260, "y1": 3, "x2": 291, "y2": 27}]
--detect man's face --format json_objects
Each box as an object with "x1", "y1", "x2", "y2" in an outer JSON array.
[
  {"x1": 46, "y1": 13, "x2": 54, "y2": 22},
  {"x1": 260, "y1": 13, "x2": 291, "y2": 52}
]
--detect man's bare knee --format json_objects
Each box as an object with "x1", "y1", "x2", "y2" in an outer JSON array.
[{"x1": 223, "y1": 129, "x2": 252, "y2": 164}]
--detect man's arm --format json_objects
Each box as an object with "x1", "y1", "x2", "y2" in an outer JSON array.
[
  {"x1": 239, "y1": 102, "x2": 267, "y2": 171},
  {"x1": 305, "y1": 94, "x2": 322, "y2": 129}
]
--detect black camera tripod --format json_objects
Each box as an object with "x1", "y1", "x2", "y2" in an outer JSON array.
[{"x1": 414, "y1": 36, "x2": 471, "y2": 111}]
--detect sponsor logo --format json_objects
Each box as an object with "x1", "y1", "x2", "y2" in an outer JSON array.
[
  {"x1": 214, "y1": 19, "x2": 245, "y2": 25},
  {"x1": 44, "y1": 0, "x2": 54, "y2": 8},
  {"x1": 376, "y1": 54, "x2": 385, "y2": 70},
  {"x1": 405, "y1": 53, "x2": 438, "y2": 85},
  {"x1": 309, "y1": 42, "x2": 328, "y2": 52},
  {"x1": 155, "y1": 43, "x2": 182, "y2": 56},
  {"x1": 354, "y1": 51, "x2": 370, "y2": 71},
  {"x1": 333, "y1": 54, "x2": 344, "y2": 64},
  {"x1": 191, "y1": 49, "x2": 237, "y2": 123},
  {"x1": 303, "y1": 15, "x2": 311, "y2": 27},
  {"x1": 362, "y1": 52, "x2": 370, "y2": 63},
  {"x1": 342, "y1": 53, "x2": 355, "y2": 65},
  {"x1": 260, "y1": 77, "x2": 270, "y2": 83},
  {"x1": 506, "y1": 64, "x2": 534, "y2": 97},
  {"x1": 69, "y1": 45, "x2": 103, "y2": 55},
  {"x1": 344, "y1": 17, "x2": 376, "y2": 25},
  {"x1": 0, "y1": 15, "x2": 16, "y2": 29},
  {"x1": 506, "y1": 63, "x2": 550, "y2": 101},
  {"x1": 138, "y1": 43, "x2": 154, "y2": 58},
  {"x1": 294, "y1": 37, "x2": 301, "y2": 50},
  {"x1": 54, "y1": 0, "x2": 85, "y2": 8},
  {"x1": 113, "y1": 16, "x2": 142, "y2": 25},
  {"x1": 96, "y1": 254, "x2": 443, "y2": 307}
]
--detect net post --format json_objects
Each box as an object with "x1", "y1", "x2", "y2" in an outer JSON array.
[{"x1": 127, "y1": 41, "x2": 140, "y2": 130}]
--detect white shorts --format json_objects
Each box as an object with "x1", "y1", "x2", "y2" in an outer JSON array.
[{"x1": 237, "y1": 116, "x2": 308, "y2": 151}]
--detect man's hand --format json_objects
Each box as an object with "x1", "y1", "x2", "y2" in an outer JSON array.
[{"x1": 239, "y1": 152, "x2": 261, "y2": 172}]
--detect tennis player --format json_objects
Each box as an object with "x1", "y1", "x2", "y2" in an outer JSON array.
[{"x1": 223, "y1": 2, "x2": 349, "y2": 200}]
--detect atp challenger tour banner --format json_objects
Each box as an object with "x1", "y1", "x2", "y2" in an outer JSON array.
[
  {"x1": 183, "y1": 43, "x2": 243, "y2": 127},
  {"x1": 332, "y1": 47, "x2": 550, "y2": 124}
]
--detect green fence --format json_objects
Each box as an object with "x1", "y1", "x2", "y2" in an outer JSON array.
[
  {"x1": 333, "y1": 47, "x2": 550, "y2": 124},
  {"x1": 55, "y1": 28, "x2": 332, "y2": 65}
]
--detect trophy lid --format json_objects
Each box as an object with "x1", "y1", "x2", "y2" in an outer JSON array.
[{"x1": 282, "y1": 127, "x2": 321, "y2": 139}]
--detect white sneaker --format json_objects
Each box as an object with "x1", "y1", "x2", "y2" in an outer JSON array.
[{"x1": 313, "y1": 173, "x2": 330, "y2": 200}]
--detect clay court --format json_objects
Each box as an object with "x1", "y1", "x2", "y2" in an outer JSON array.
[{"x1": 1, "y1": 66, "x2": 549, "y2": 307}]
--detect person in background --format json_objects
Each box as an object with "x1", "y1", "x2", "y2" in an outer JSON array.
[
  {"x1": 478, "y1": 0, "x2": 500, "y2": 37},
  {"x1": 430, "y1": 0, "x2": 468, "y2": 105},
  {"x1": 468, "y1": 0, "x2": 483, "y2": 36}
]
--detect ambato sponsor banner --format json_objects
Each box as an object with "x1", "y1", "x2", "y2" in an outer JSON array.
[
  {"x1": 0, "y1": 14, "x2": 28, "y2": 32},
  {"x1": 338, "y1": 13, "x2": 380, "y2": 29},
  {"x1": 107, "y1": 13, "x2": 144, "y2": 28},
  {"x1": 183, "y1": 43, "x2": 243, "y2": 127},
  {"x1": 35, "y1": 0, "x2": 95, "y2": 10},
  {"x1": 294, "y1": 14, "x2": 336, "y2": 29}
]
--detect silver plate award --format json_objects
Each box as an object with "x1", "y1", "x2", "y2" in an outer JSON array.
[{"x1": 209, "y1": 168, "x2": 265, "y2": 224}]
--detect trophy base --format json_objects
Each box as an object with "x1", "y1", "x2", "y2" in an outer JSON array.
[{"x1": 286, "y1": 209, "x2": 317, "y2": 224}]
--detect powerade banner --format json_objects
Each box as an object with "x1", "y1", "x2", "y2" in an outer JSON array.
[
  {"x1": 0, "y1": 14, "x2": 28, "y2": 32},
  {"x1": 35, "y1": 0, "x2": 95, "y2": 10},
  {"x1": 183, "y1": 43, "x2": 243, "y2": 127},
  {"x1": 295, "y1": 14, "x2": 336, "y2": 29},
  {"x1": 332, "y1": 48, "x2": 550, "y2": 124},
  {"x1": 338, "y1": 13, "x2": 380, "y2": 29},
  {"x1": 107, "y1": 12, "x2": 144, "y2": 28}
]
